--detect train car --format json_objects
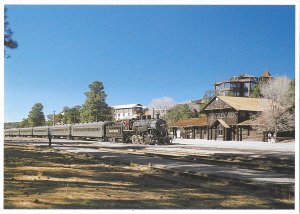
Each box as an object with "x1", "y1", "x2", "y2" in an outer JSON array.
[
  {"x1": 71, "y1": 122, "x2": 113, "y2": 140},
  {"x1": 50, "y1": 124, "x2": 71, "y2": 139},
  {"x1": 106, "y1": 119, "x2": 135, "y2": 143},
  {"x1": 33, "y1": 126, "x2": 49, "y2": 137},
  {"x1": 19, "y1": 127, "x2": 33, "y2": 137},
  {"x1": 4, "y1": 129, "x2": 10, "y2": 137},
  {"x1": 10, "y1": 128, "x2": 20, "y2": 137}
]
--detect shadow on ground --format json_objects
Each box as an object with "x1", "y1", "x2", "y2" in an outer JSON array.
[{"x1": 4, "y1": 142, "x2": 294, "y2": 209}]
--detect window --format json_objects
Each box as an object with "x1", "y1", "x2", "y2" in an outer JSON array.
[
  {"x1": 240, "y1": 112, "x2": 246, "y2": 117},
  {"x1": 218, "y1": 126, "x2": 223, "y2": 135},
  {"x1": 224, "y1": 83, "x2": 230, "y2": 89},
  {"x1": 234, "y1": 91, "x2": 240, "y2": 96},
  {"x1": 231, "y1": 83, "x2": 239, "y2": 88}
]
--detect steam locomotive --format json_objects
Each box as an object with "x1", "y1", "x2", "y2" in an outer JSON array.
[
  {"x1": 4, "y1": 117, "x2": 172, "y2": 145},
  {"x1": 106, "y1": 117, "x2": 172, "y2": 145}
]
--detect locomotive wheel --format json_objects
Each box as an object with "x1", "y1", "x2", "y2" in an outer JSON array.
[{"x1": 131, "y1": 135, "x2": 137, "y2": 144}]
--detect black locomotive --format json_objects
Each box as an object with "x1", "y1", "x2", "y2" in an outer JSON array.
[{"x1": 106, "y1": 117, "x2": 172, "y2": 145}]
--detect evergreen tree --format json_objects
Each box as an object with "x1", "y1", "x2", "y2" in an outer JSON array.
[
  {"x1": 28, "y1": 103, "x2": 46, "y2": 127},
  {"x1": 251, "y1": 82, "x2": 263, "y2": 98},
  {"x1": 80, "y1": 81, "x2": 113, "y2": 122},
  {"x1": 47, "y1": 113, "x2": 63, "y2": 126},
  {"x1": 164, "y1": 104, "x2": 193, "y2": 126},
  {"x1": 288, "y1": 79, "x2": 295, "y2": 108},
  {"x1": 4, "y1": 7, "x2": 18, "y2": 57},
  {"x1": 62, "y1": 106, "x2": 81, "y2": 124},
  {"x1": 18, "y1": 118, "x2": 30, "y2": 128}
]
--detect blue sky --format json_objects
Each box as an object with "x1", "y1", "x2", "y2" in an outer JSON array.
[{"x1": 4, "y1": 5, "x2": 295, "y2": 122}]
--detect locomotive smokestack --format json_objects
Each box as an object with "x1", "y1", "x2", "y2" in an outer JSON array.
[{"x1": 156, "y1": 113, "x2": 160, "y2": 119}]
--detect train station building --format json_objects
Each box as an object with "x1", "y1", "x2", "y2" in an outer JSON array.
[
  {"x1": 202, "y1": 96, "x2": 272, "y2": 141},
  {"x1": 171, "y1": 96, "x2": 278, "y2": 142}
]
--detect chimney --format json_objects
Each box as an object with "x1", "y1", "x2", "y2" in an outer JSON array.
[{"x1": 156, "y1": 113, "x2": 160, "y2": 119}]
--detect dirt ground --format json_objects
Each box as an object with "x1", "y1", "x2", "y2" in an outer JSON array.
[{"x1": 4, "y1": 141, "x2": 294, "y2": 209}]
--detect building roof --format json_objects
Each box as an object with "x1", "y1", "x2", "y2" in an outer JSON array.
[
  {"x1": 203, "y1": 96, "x2": 273, "y2": 112},
  {"x1": 230, "y1": 74, "x2": 255, "y2": 80},
  {"x1": 112, "y1": 104, "x2": 143, "y2": 109},
  {"x1": 261, "y1": 70, "x2": 272, "y2": 78},
  {"x1": 212, "y1": 119, "x2": 230, "y2": 128},
  {"x1": 218, "y1": 96, "x2": 273, "y2": 112},
  {"x1": 172, "y1": 116, "x2": 207, "y2": 127}
]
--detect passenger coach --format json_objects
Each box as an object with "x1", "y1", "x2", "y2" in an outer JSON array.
[
  {"x1": 50, "y1": 125, "x2": 71, "y2": 139},
  {"x1": 71, "y1": 122, "x2": 114, "y2": 140},
  {"x1": 33, "y1": 126, "x2": 49, "y2": 137}
]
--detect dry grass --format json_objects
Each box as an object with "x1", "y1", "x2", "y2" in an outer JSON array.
[{"x1": 4, "y1": 141, "x2": 294, "y2": 209}]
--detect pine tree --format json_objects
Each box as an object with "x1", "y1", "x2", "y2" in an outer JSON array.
[
  {"x1": 28, "y1": 103, "x2": 46, "y2": 127},
  {"x1": 4, "y1": 7, "x2": 18, "y2": 57},
  {"x1": 18, "y1": 118, "x2": 30, "y2": 128},
  {"x1": 80, "y1": 81, "x2": 113, "y2": 122},
  {"x1": 62, "y1": 106, "x2": 81, "y2": 124}
]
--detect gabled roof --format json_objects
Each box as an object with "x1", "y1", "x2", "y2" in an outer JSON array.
[
  {"x1": 112, "y1": 104, "x2": 143, "y2": 109},
  {"x1": 203, "y1": 96, "x2": 273, "y2": 112},
  {"x1": 212, "y1": 119, "x2": 230, "y2": 128},
  {"x1": 172, "y1": 116, "x2": 207, "y2": 127},
  {"x1": 261, "y1": 70, "x2": 272, "y2": 78},
  {"x1": 219, "y1": 96, "x2": 273, "y2": 111}
]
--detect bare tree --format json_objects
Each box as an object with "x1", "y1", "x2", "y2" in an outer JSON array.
[
  {"x1": 259, "y1": 76, "x2": 295, "y2": 133},
  {"x1": 149, "y1": 97, "x2": 175, "y2": 117},
  {"x1": 260, "y1": 76, "x2": 291, "y2": 107}
]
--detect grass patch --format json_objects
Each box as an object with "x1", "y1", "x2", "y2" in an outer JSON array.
[{"x1": 4, "y1": 141, "x2": 294, "y2": 209}]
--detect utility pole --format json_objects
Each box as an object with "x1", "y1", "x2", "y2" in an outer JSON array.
[{"x1": 53, "y1": 110, "x2": 55, "y2": 126}]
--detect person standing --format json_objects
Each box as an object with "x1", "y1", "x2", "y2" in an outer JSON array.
[
  {"x1": 273, "y1": 132, "x2": 277, "y2": 143},
  {"x1": 267, "y1": 132, "x2": 272, "y2": 143},
  {"x1": 48, "y1": 129, "x2": 52, "y2": 146}
]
